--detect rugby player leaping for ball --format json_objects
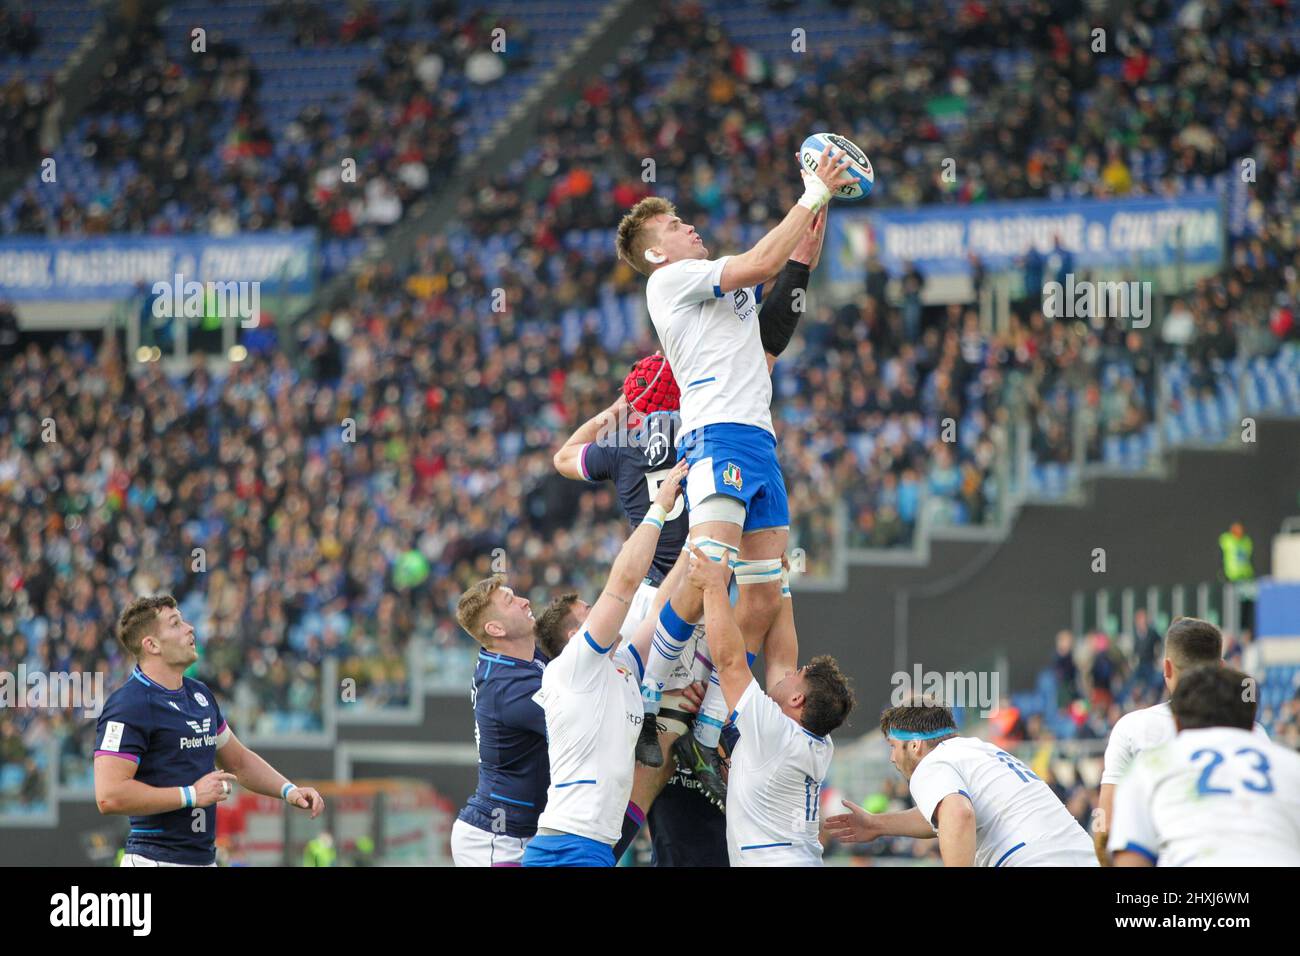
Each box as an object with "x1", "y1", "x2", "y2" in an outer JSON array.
[{"x1": 613, "y1": 144, "x2": 855, "y2": 782}]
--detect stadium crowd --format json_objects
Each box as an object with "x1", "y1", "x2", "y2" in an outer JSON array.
[{"x1": 3, "y1": 0, "x2": 1300, "y2": 816}]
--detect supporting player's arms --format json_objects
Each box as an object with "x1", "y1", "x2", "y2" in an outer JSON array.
[
  {"x1": 823, "y1": 800, "x2": 936, "y2": 842},
  {"x1": 934, "y1": 793, "x2": 977, "y2": 866},
  {"x1": 553, "y1": 395, "x2": 627, "y2": 480},
  {"x1": 685, "y1": 543, "x2": 750, "y2": 713},
  {"x1": 759, "y1": 205, "x2": 825, "y2": 359},
  {"x1": 217, "y1": 730, "x2": 325, "y2": 817},
  {"x1": 1094, "y1": 782, "x2": 1116, "y2": 865},
  {"x1": 762, "y1": 573, "x2": 797, "y2": 690},
  {"x1": 584, "y1": 460, "x2": 687, "y2": 648},
  {"x1": 718, "y1": 146, "x2": 851, "y2": 294},
  {"x1": 93, "y1": 755, "x2": 235, "y2": 815}
]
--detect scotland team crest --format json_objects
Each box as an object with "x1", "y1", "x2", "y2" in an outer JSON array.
[{"x1": 722, "y1": 463, "x2": 743, "y2": 491}]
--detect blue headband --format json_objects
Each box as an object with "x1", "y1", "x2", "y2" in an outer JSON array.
[{"x1": 888, "y1": 727, "x2": 956, "y2": 741}]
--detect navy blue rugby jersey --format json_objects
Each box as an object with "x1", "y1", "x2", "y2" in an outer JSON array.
[
  {"x1": 458, "y1": 648, "x2": 551, "y2": 839},
  {"x1": 577, "y1": 411, "x2": 687, "y2": 585},
  {"x1": 94, "y1": 667, "x2": 229, "y2": 865}
]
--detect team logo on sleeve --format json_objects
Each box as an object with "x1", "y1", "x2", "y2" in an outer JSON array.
[
  {"x1": 101, "y1": 721, "x2": 125, "y2": 752},
  {"x1": 194, "y1": 692, "x2": 209, "y2": 707},
  {"x1": 722, "y1": 463, "x2": 743, "y2": 491}
]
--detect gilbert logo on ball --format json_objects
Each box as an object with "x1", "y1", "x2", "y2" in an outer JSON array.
[{"x1": 800, "y1": 132, "x2": 874, "y2": 200}]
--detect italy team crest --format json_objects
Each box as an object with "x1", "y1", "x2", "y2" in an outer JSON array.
[{"x1": 722, "y1": 462, "x2": 743, "y2": 491}]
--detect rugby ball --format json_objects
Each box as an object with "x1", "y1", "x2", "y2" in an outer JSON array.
[{"x1": 800, "y1": 132, "x2": 874, "y2": 201}]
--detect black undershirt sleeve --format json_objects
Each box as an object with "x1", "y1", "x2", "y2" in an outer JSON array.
[{"x1": 758, "y1": 259, "x2": 811, "y2": 357}]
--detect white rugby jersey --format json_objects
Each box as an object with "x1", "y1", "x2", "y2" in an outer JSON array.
[
  {"x1": 1101, "y1": 701, "x2": 1269, "y2": 786},
  {"x1": 533, "y1": 628, "x2": 644, "y2": 846},
  {"x1": 908, "y1": 736, "x2": 1097, "y2": 867},
  {"x1": 726, "y1": 678, "x2": 832, "y2": 867},
  {"x1": 1108, "y1": 726, "x2": 1300, "y2": 866},
  {"x1": 646, "y1": 256, "x2": 773, "y2": 437}
]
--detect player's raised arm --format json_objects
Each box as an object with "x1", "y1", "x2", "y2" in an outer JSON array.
[
  {"x1": 685, "y1": 542, "x2": 750, "y2": 712},
  {"x1": 762, "y1": 572, "x2": 797, "y2": 689},
  {"x1": 582, "y1": 459, "x2": 688, "y2": 649},
  {"x1": 718, "y1": 145, "x2": 853, "y2": 294},
  {"x1": 553, "y1": 394, "x2": 626, "y2": 480},
  {"x1": 760, "y1": 205, "x2": 825, "y2": 372},
  {"x1": 216, "y1": 728, "x2": 325, "y2": 818}
]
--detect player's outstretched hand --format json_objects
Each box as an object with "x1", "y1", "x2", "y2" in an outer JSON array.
[
  {"x1": 192, "y1": 770, "x2": 238, "y2": 808},
  {"x1": 652, "y1": 459, "x2": 688, "y2": 512},
  {"x1": 679, "y1": 680, "x2": 706, "y2": 715},
  {"x1": 686, "y1": 541, "x2": 731, "y2": 592},
  {"x1": 805, "y1": 143, "x2": 856, "y2": 193},
  {"x1": 822, "y1": 799, "x2": 880, "y2": 844},
  {"x1": 286, "y1": 786, "x2": 325, "y2": 819}
]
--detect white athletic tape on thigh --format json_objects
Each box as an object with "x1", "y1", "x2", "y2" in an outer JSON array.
[
  {"x1": 688, "y1": 492, "x2": 746, "y2": 527},
  {"x1": 734, "y1": 557, "x2": 783, "y2": 585},
  {"x1": 687, "y1": 536, "x2": 739, "y2": 563},
  {"x1": 781, "y1": 565, "x2": 791, "y2": 598}
]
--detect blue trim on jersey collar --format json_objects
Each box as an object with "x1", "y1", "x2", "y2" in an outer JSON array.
[
  {"x1": 801, "y1": 728, "x2": 825, "y2": 743},
  {"x1": 888, "y1": 727, "x2": 956, "y2": 741},
  {"x1": 132, "y1": 667, "x2": 185, "y2": 694}
]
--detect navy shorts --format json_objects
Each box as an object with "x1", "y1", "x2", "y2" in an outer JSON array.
[{"x1": 648, "y1": 773, "x2": 729, "y2": 867}]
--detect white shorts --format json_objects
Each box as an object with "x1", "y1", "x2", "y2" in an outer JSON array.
[
  {"x1": 450, "y1": 818, "x2": 530, "y2": 867},
  {"x1": 120, "y1": 853, "x2": 216, "y2": 867},
  {"x1": 617, "y1": 578, "x2": 660, "y2": 648}
]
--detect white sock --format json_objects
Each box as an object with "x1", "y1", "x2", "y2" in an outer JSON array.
[{"x1": 693, "y1": 671, "x2": 727, "y2": 748}]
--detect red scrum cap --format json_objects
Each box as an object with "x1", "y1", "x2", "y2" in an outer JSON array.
[{"x1": 623, "y1": 353, "x2": 679, "y2": 416}]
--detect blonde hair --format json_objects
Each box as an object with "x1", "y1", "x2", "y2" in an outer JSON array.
[
  {"x1": 615, "y1": 197, "x2": 677, "y2": 277},
  {"x1": 456, "y1": 576, "x2": 505, "y2": 645}
]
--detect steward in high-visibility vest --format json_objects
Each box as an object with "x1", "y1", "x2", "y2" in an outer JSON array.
[{"x1": 1219, "y1": 523, "x2": 1254, "y2": 582}]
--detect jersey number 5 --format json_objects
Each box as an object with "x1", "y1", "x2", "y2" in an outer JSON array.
[{"x1": 646, "y1": 468, "x2": 687, "y2": 522}]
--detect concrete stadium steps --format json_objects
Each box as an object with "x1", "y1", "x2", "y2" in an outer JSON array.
[{"x1": 802, "y1": 417, "x2": 1300, "y2": 721}]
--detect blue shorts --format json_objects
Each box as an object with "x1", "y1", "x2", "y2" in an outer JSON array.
[
  {"x1": 679, "y1": 423, "x2": 789, "y2": 532},
  {"x1": 521, "y1": 833, "x2": 615, "y2": 868}
]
